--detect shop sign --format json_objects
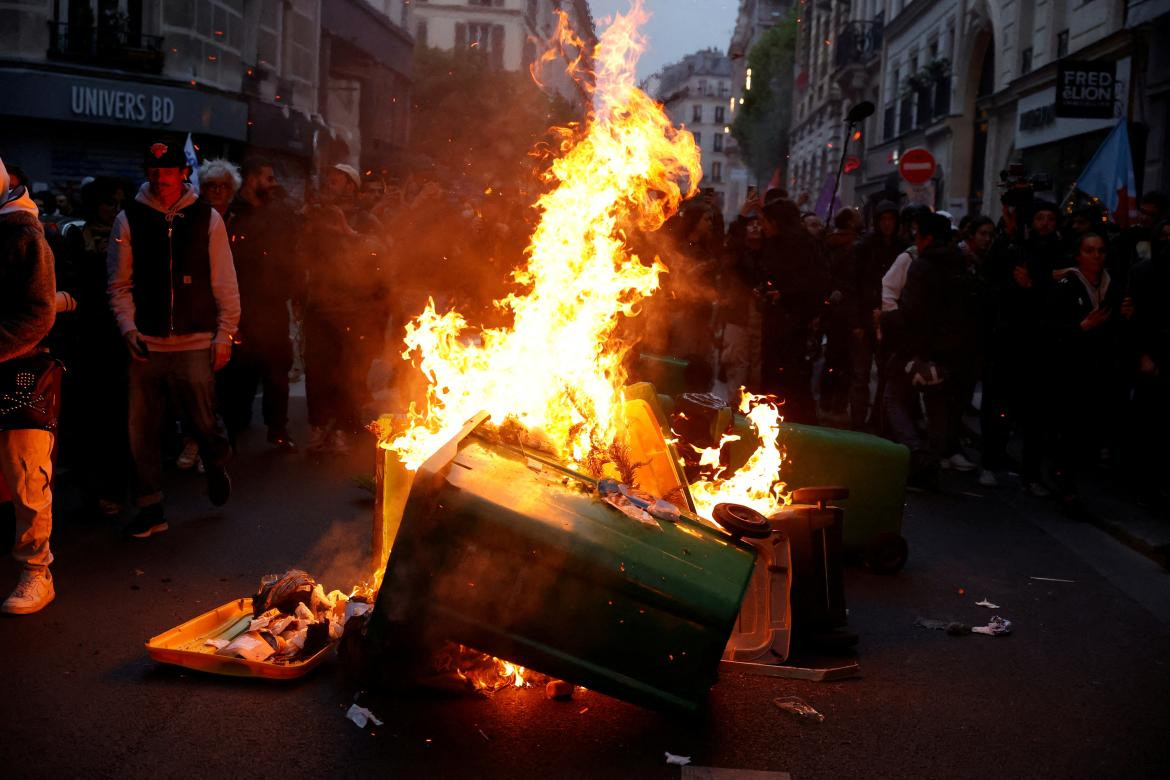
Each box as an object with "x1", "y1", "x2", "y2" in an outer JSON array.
[
  {"x1": 1056, "y1": 61, "x2": 1117, "y2": 119},
  {"x1": 71, "y1": 86, "x2": 176, "y2": 124},
  {"x1": 1015, "y1": 57, "x2": 1129, "y2": 150}
]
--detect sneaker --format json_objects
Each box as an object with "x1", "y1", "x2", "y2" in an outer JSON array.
[
  {"x1": 125, "y1": 505, "x2": 168, "y2": 539},
  {"x1": 307, "y1": 426, "x2": 330, "y2": 453},
  {"x1": 2, "y1": 568, "x2": 55, "y2": 615},
  {"x1": 946, "y1": 452, "x2": 977, "y2": 472},
  {"x1": 267, "y1": 429, "x2": 297, "y2": 452},
  {"x1": 206, "y1": 465, "x2": 232, "y2": 507},
  {"x1": 176, "y1": 439, "x2": 200, "y2": 470},
  {"x1": 329, "y1": 429, "x2": 351, "y2": 455},
  {"x1": 978, "y1": 469, "x2": 999, "y2": 488},
  {"x1": 1026, "y1": 481, "x2": 1052, "y2": 498}
]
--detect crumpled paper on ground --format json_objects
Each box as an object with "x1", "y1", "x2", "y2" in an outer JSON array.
[
  {"x1": 971, "y1": 615, "x2": 1012, "y2": 636},
  {"x1": 975, "y1": 598, "x2": 1000, "y2": 609},
  {"x1": 346, "y1": 704, "x2": 384, "y2": 729},
  {"x1": 665, "y1": 752, "x2": 692, "y2": 766}
]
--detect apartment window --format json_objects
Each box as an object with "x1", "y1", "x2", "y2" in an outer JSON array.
[
  {"x1": 1057, "y1": 30, "x2": 1069, "y2": 58},
  {"x1": 714, "y1": 133, "x2": 723, "y2": 152},
  {"x1": 715, "y1": 106, "x2": 725, "y2": 123},
  {"x1": 692, "y1": 104, "x2": 703, "y2": 122},
  {"x1": 456, "y1": 22, "x2": 506, "y2": 69},
  {"x1": 416, "y1": 20, "x2": 427, "y2": 47},
  {"x1": 711, "y1": 161, "x2": 723, "y2": 182},
  {"x1": 1021, "y1": 47, "x2": 1033, "y2": 74},
  {"x1": 698, "y1": 79, "x2": 707, "y2": 95},
  {"x1": 693, "y1": 131, "x2": 701, "y2": 147}
]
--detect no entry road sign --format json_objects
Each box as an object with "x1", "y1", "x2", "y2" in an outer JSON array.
[{"x1": 899, "y1": 147, "x2": 936, "y2": 185}]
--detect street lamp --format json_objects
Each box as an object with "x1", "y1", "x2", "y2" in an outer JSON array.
[{"x1": 827, "y1": 100, "x2": 875, "y2": 223}]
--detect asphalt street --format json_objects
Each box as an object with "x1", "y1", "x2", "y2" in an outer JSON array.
[{"x1": 2, "y1": 395, "x2": 1169, "y2": 779}]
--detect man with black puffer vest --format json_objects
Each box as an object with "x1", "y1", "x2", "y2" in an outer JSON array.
[{"x1": 107, "y1": 139, "x2": 240, "y2": 539}]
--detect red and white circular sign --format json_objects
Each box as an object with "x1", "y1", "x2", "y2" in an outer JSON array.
[{"x1": 899, "y1": 147, "x2": 936, "y2": 185}]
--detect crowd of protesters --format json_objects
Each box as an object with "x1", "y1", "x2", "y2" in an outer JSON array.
[
  {"x1": 0, "y1": 138, "x2": 534, "y2": 615},
  {"x1": 2, "y1": 137, "x2": 1169, "y2": 616},
  {"x1": 651, "y1": 181, "x2": 1170, "y2": 522}
]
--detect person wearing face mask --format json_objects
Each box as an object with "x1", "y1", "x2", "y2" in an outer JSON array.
[
  {"x1": 106, "y1": 139, "x2": 240, "y2": 539},
  {"x1": 219, "y1": 157, "x2": 300, "y2": 451}
]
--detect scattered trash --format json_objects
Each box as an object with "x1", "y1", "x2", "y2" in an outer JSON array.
[
  {"x1": 478, "y1": 728, "x2": 490, "y2": 741},
  {"x1": 546, "y1": 679, "x2": 574, "y2": 700},
  {"x1": 597, "y1": 478, "x2": 679, "y2": 529},
  {"x1": 774, "y1": 696, "x2": 825, "y2": 722},
  {"x1": 975, "y1": 599, "x2": 1000, "y2": 609},
  {"x1": 346, "y1": 704, "x2": 384, "y2": 729},
  {"x1": 971, "y1": 615, "x2": 1012, "y2": 636},
  {"x1": 1029, "y1": 576, "x2": 1076, "y2": 583},
  {"x1": 946, "y1": 622, "x2": 970, "y2": 636},
  {"x1": 133, "y1": 569, "x2": 145, "y2": 576},
  {"x1": 915, "y1": 617, "x2": 968, "y2": 635},
  {"x1": 665, "y1": 752, "x2": 692, "y2": 766}
]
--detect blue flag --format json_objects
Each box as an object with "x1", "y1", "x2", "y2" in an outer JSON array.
[
  {"x1": 1074, "y1": 120, "x2": 1137, "y2": 227},
  {"x1": 184, "y1": 133, "x2": 200, "y2": 192}
]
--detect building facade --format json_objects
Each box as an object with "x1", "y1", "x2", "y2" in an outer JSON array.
[
  {"x1": 0, "y1": 0, "x2": 413, "y2": 190},
  {"x1": 410, "y1": 0, "x2": 595, "y2": 108},
  {"x1": 650, "y1": 49, "x2": 737, "y2": 221},
  {"x1": 852, "y1": 0, "x2": 1170, "y2": 221},
  {"x1": 789, "y1": 0, "x2": 885, "y2": 210}
]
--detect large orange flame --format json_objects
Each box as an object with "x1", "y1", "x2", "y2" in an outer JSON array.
[{"x1": 386, "y1": 1, "x2": 701, "y2": 470}]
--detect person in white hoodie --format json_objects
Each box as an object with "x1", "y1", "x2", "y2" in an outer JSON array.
[
  {"x1": 107, "y1": 139, "x2": 240, "y2": 538},
  {"x1": 0, "y1": 156, "x2": 59, "y2": 614}
]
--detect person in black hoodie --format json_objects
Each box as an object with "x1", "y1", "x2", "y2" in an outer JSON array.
[
  {"x1": 979, "y1": 199, "x2": 1063, "y2": 494},
  {"x1": 1044, "y1": 232, "x2": 1119, "y2": 517},
  {"x1": 882, "y1": 213, "x2": 966, "y2": 487},
  {"x1": 0, "y1": 156, "x2": 58, "y2": 614},
  {"x1": 755, "y1": 198, "x2": 830, "y2": 424},
  {"x1": 844, "y1": 200, "x2": 902, "y2": 429},
  {"x1": 219, "y1": 158, "x2": 300, "y2": 451}
]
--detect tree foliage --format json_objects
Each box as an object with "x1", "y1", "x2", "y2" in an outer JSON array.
[
  {"x1": 730, "y1": 8, "x2": 798, "y2": 183},
  {"x1": 409, "y1": 46, "x2": 582, "y2": 194}
]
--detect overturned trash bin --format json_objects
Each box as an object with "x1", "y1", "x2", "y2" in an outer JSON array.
[{"x1": 359, "y1": 412, "x2": 757, "y2": 713}]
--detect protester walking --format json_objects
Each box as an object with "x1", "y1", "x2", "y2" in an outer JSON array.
[{"x1": 107, "y1": 140, "x2": 240, "y2": 538}]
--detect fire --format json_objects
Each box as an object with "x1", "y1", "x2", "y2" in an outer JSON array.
[
  {"x1": 689, "y1": 391, "x2": 789, "y2": 519},
  {"x1": 385, "y1": 0, "x2": 701, "y2": 470},
  {"x1": 381, "y1": 1, "x2": 788, "y2": 528}
]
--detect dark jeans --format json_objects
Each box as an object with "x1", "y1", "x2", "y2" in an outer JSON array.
[
  {"x1": 218, "y1": 335, "x2": 293, "y2": 439},
  {"x1": 129, "y1": 348, "x2": 230, "y2": 506},
  {"x1": 883, "y1": 355, "x2": 950, "y2": 471},
  {"x1": 848, "y1": 328, "x2": 875, "y2": 430},
  {"x1": 980, "y1": 345, "x2": 1043, "y2": 481},
  {"x1": 304, "y1": 309, "x2": 369, "y2": 433}
]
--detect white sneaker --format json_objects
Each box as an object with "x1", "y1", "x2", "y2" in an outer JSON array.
[
  {"x1": 307, "y1": 426, "x2": 330, "y2": 453},
  {"x1": 946, "y1": 452, "x2": 977, "y2": 472},
  {"x1": 329, "y1": 429, "x2": 350, "y2": 455},
  {"x1": 2, "y1": 568, "x2": 55, "y2": 615},
  {"x1": 1027, "y1": 481, "x2": 1052, "y2": 498},
  {"x1": 176, "y1": 439, "x2": 200, "y2": 470},
  {"x1": 978, "y1": 469, "x2": 999, "y2": 487}
]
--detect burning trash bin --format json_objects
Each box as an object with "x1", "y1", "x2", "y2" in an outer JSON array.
[{"x1": 358, "y1": 411, "x2": 758, "y2": 713}]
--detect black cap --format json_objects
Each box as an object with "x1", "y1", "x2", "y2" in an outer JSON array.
[
  {"x1": 143, "y1": 139, "x2": 189, "y2": 169},
  {"x1": 1031, "y1": 199, "x2": 1059, "y2": 218}
]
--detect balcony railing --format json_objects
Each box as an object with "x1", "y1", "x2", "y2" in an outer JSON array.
[
  {"x1": 834, "y1": 19, "x2": 883, "y2": 69},
  {"x1": 47, "y1": 21, "x2": 164, "y2": 74}
]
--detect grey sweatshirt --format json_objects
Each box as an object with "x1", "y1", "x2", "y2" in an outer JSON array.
[{"x1": 107, "y1": 182, "x2": 240, "y2": 352}]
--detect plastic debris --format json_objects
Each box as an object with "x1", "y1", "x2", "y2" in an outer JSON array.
[
  {"x1": 971, "y1": 615, "x2": 1012, "y2": 636},
  {"x1": 975, "y1": 598, "x2": 1000, "y2": 609},
  {"x1": 597, "y1": 478, "x2": 680, "y2": 529},
  {"x1": 774, "y1": 696, "x2": 825, "y2": 722},
  {"x1": 346, "y1": 704, "x2": 384, "y2": 729},
  {"x1": 665, "y1": 752, "x2": 692, "y2": 766}
]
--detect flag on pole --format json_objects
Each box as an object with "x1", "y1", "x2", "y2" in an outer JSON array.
[
  {"x1": 184, "y1": 133, "x2": 201, "y2": 192},
  {"x1": 814, "y1": 171, "x2": 842, "y2": 221},
  {"x1": 1073, "y1": 120, "x2": 1137, "y2": 227}
]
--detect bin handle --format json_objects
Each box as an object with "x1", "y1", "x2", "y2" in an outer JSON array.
[{"x1": 790, "y1": 486, "x2": 849, "y2": 509}]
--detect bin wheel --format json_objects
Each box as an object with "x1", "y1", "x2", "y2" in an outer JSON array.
[
  {"x1": 712, "y1": 503, "x2": 772, "y2": 539},
  {"x1": 866, "y1": 533, "x2": 908, "y2": 574}
]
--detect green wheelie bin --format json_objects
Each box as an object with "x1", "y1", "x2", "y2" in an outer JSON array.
[{"x1": 363, "y1": 413, "x2": 758, "y2": 713}]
